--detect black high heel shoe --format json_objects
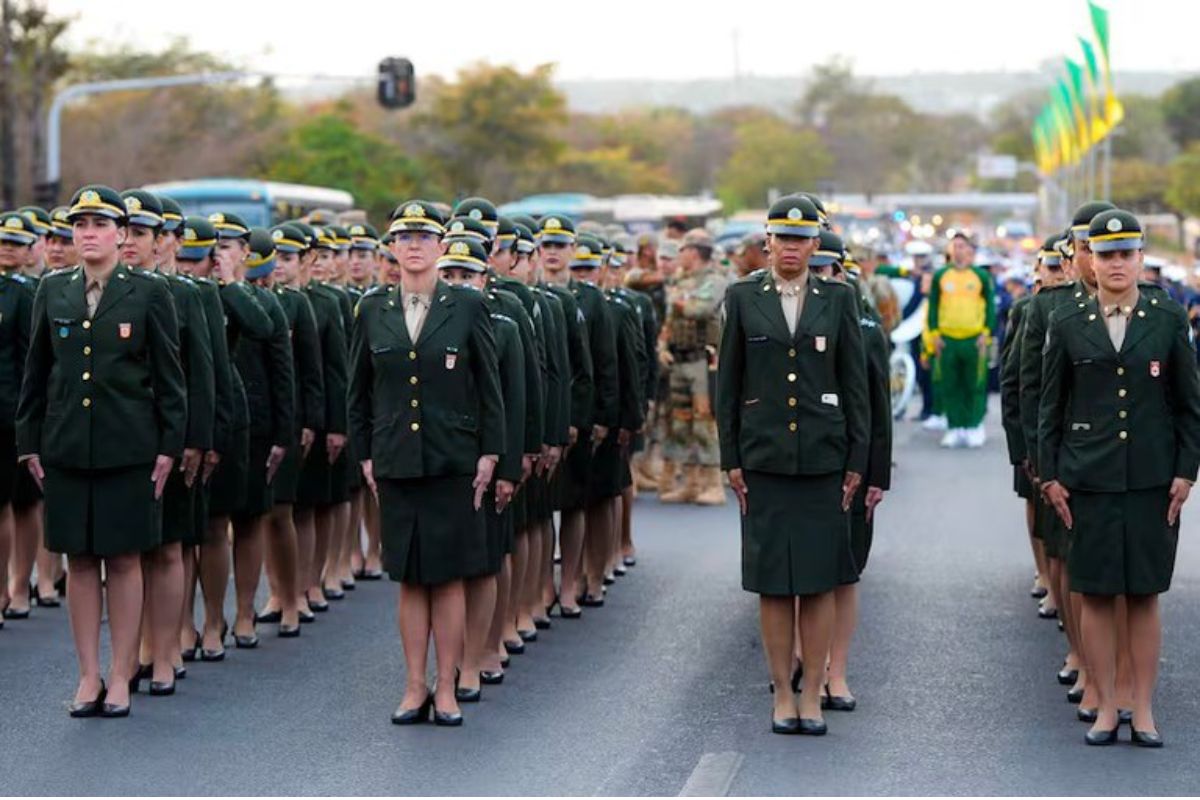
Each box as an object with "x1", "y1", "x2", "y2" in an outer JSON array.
[
  {"x1": 579, "y1": 594, "x2": 605, "y2": 608},
  {"x1": 1056, "y1": 666, "x2": 1079, "y2": 686},
  {"x1": 148, "y1": 678, "x2": 176, "y2": 696},
  {"x1": 391, "y1": 693, "x2": 432, "y2": 725},
  {"x1": 433, "y1": 704, "x2": 464, "y2": 727},
  {"x1": 101, "y1": 687, "x2": 131, "y2": 718},
  {"x1": 532, "y1": 615, "x2": 552, "y2": 630},
  {"x1": 32, "y1": 583, "x2": 61, "y2": 608},
  {"x1": 68, "y1": 681, "x2": 106, "y2": 718},
  {"x1": 503, "y1": 639, "x2": 526, "y2": 655},
  {"x1": 324, "y1": 587, "x2": 346, "y2": 601},
  {"x1": 1085, "y1": 725, "x2": 1119, "y2": 746},
  {"x1": 1037, "y1": 605, "x2": 1058, "y2": 620},
  {"x1": 1066, "y1": 687, "x2": 1084, "y2": 704},
  {"x1": 454, "y1": 669, "x2": 482, "y2": 703},
  {"x1": 233, "y1": 622, "x2": 259, "y2": 649},
  {"x1": 1077, "y1": 707, "x2": 1098, "y2": 723},
  {"x1": 255, "y1": 609, "x2": 282, "y2": 624},
  {"x1": 797, "y1": 718, "x2": 828, "y2": 736},
  {"x1": 174, "y1": 664, "x2": 187, "y2": 680},
  {"x1": 278, "y1": 623, "x2": 301, "y2": 638},
  {"x1": 129, "y1": 663, "x2": 151, "y2": 694},
  {"x1": 771, "y1": 716, "x2": 800, "y2": 734},
  {"x1": 1131, "y1": 728, "x2": 1163, "y2": 748},
  {"x1": 181, "y1": 629, "x2": 201, "y2": 663},
  {"x1": 821, "y1": 685, "x2": 856, "y2": 712},
  {"x1": 200, "y1": 622, "x2": 227, "y2": 662},
  {"x1": 480, "y1": 669, "x2": 504, "y2": 685},
  {"x1": 518, "y1": 628, "x2": 538, "y2": 643}
]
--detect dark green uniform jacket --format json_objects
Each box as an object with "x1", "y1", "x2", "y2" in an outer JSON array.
[
  {"x1": 531, "y1": 285, "x2": 568, "y2": 447},
  {"x1": 191, "y1": 278, "x2": 236, "y2": 456},
  {"x1": 717, "y1": 271, "x2": 869, "y2": 476},
  {"x1": 211, "y1": 278, "x2": 274, "y2": 441},
  {"x1": 0, "y1": 272, "x2": 34, "y2": 426},
  {"x1": 1000, "y1": 293, "x2": 1031, "y2": 466},
  {"x1": 17, "y1": 263, "x2": 187, "y2": 467},
  {"x1": 571, "y1": 279, "x2": 618, "y2": 430},
  {"x1": 162, "y1": 273, "x2": 216, "y2": 452},
  {"x1": 306, "y1": 282, "x2": 349, "y2": 436},
  {"x1": 484, "y1": 298, "x2": 526, "y2": 484},
  {"x1": 274, "y1": 285, "x2": 325, "y2": 436},
  {"x1": 608, "y1": 291, "x2": 646, "y2": 433},
  {"x1": 348, "y1": 281, "x2": 505, "y2": 479},
  {"x1": 1039, "y1": 291, "x2": 1200, "y2": 492},
  {"x1": 860, "y1": 299, "x2": 893, "y2": 491},
  {"x1": 622, "y1": 287, "x2": 658, "y2": 407},
  {"x1": 1020, "y1": 281, "x2": 1086, "y2": 476},
  {"x1": 236, "y1": 284, "x2": 295, "y2": 448},
  {"x1": 488, "y1": 279, "x2": 543, "y2": 456},
  {"x1": 546, "y1": 282, "x2": 594, "y2": 434}
]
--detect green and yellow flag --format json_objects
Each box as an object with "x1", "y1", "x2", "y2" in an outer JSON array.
[
  {"x1": 1088, "y1": 0, "x2": 1125, "y2": 128},
  {"x1": 1064, "y1": 59, "x2": 1092, "y2": 153},
  {"x1": 1078, "y1": 36, "x2": 1108, "y2": 142}
]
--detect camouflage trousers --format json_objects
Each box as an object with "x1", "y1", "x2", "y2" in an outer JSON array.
[{"x1": 662, "y1": 357, "x2": 720, "y2": 466}]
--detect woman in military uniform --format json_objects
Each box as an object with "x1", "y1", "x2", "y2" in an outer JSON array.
[
  {"x1": 0, "y1": 212, "x2": 36, "y2": 628},
  {"x1": 1040, "y1": 209, "x2": 1200, "y2": 747},
  {"x1": 716, "y1": 195, "x2": 868, "y2": 735},
  {"x1": 17, "y1": 185, "x2": 187, "y2": 717},
  {"x1": 349, "y1": 200, "x2": 504, "y2": 726}
]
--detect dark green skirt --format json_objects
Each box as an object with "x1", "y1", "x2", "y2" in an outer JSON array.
[
  {"x1": 272, "y1": 435, "x2": 302, "y2": 506},
  {"x1": 1013, "y1": 465, "x2": 1033, "y2": 500},
  {"x1": 589, "y1": 436, "x2": 624, "y2": 503},
  {"x1": 233, "y1": 436, "x2": 274, "y2": 520},
  {"x1": 13, "y1": 465, "x2": 43, "y2": 511},
  {"x1": 378, "y1": 474, "x2": 487, "y2": 586},
  {"x1": 480, "y1": 488, "x2": 514, "y2": 576},
  {"x1": 208, "y1": 426, "x2": 249, "y2": 519},
  {"x1": 846, "y1": 486, "x2": 873, "y2": 578},
  {"x1": 1068, "y1": 486, "x2": 1178, "y2": 596},
  {"x1": 329, "y1": 449, "x2": 351, "y2": 505},
  {"x1": 0, "y1": 427, "x2": 16, "y2": 508},
  {"x1": 296, "y1": 435, "x2": 332, "y2": 508},
  {"x1": 161, "y1": 470, "x2": 198, "y2": 546},
  {"x1": 44, "y1": 464, "x2": 161, "y2": 557},
  {"x1": 1036, "y1": 498, "x2": 1069, "y2": 560},
  {"x1": 742, "y1": 470, "x2": 854, "y2": 596},
  {"x1": 559, "y1": 434, "x2": 592, "y2": 512}
]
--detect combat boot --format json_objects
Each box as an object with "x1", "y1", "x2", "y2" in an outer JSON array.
[
  {"x1": 694, "y1": 466, "x2": 727, "y2": 506},
  {"x1": 660, "y1": 464, "x2": 698, "y2": 504}
]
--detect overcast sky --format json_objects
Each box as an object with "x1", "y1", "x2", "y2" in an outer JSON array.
[{"x1": 47, "y1": 0, "x2": 1200, "y2": 84}]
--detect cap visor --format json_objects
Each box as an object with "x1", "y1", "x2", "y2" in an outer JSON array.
[
  {"x1": 1090, "y1": 237, "x2": 1143, "y2": 253},
  {"x1": 538, "y1": 233, "x2": 575, "y2": 245},
  {"x1": 177, "y1": 245, "x2": 214, "y2": 261},
  {"x1": 766, "y1": 224, "x2": 818, "y2": 237},
  {"x1": 436, "y1": 257, "x2": 486, "y2": 272}
]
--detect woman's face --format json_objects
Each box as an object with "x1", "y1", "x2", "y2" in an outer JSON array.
[
  {"x1": 389, "y1": 231, "x2": 441, "y2": 275},
  {"x1": 73, "y1": 215, "x2": 124, "y2": 265}
]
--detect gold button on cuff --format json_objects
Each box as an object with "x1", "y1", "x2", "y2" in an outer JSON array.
[
  {"x1": 83, "y1": 346, "x2": 91, "y2": 356},
  {"x1": 82, "y1": 398, "x2": 91, "y2": 408},
  {"x1": 1118, "y1": 389, "x2": 1127, "y2": 398},
  {"x1": 1119, "y1": 431, "x2": 1128, "y2": 440},
  {"x1": 82, "y1": 320, "x2": 91, "y2": 329},
  {"x1": 82, "y1": 372, "x2": 90, "y2": 381},
  {"x1": 787, "y1": 373, "x2": 797, "y2": 382},
  {"x1": 788, "y1": 397, "x2": 797, "y2": 407},
  {"x1": 410, "y1": 422, "x2": 420, "y2": 432},
  {"x1": 788, "y1": 422, "x2": 797, "y2": 432}
]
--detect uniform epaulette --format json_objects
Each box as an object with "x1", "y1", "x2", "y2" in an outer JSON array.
[
  {"x1": 133, "y1": 268, "x2": 167, "y2": 283},
  {"x1": 9, "y1": 272, "x2": 28, "y2": 284},
  {"x1": 361, "y1": 284, "x2": 388, "y2": 299},
  {"x1": 733, "y1": 269, "x2": 767, "y2": 286},
  {"x1": 45, "y1": 267, "x2": 73, "y2": 279},
  {"x1": 490, "y1": 312, "x2": 517, "y2": 328}
]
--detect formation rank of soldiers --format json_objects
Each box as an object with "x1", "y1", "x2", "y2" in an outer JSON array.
[{"x1": 1000, "y1": 201, "x2": 1200, "y2": 748}]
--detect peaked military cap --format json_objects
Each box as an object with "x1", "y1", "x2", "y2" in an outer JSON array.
[
  {"x1": 157, "y1": 195, "x2": 184, "y2": 233},
  {"x1": 347, "y1": 222, "x2": 380, "y2": 250},
  {"x1": 312, "y1": 225, "x2": 337, "y2": 250},
  {"x1": 0, "y1": 211, "x2": 37, "y2": 245},
  {"x1": 288, "y1": 220, "x2": 316, "y2": 249},
  {"x1": 797, "y1": 191, "x2": 828, "y2": 223},
  {"x1": 452, "y1": 196, "x2": 499, "y2": 232},
  {"x1": 306, "y1": 208, "x2": 337, "y2": 226},
  {"x1": 1070, "y1": 200, "x2": 1116, "y2": 240},
  {"x1": 1087, "y1": 209, "x2": 1144, "y2": 253},
  {"x1": 271, "y1": 223, "x2": 308, "y2": 254},
  {"x1": 17, "y1": 205, "x2": 51, "y2": 236},
  {"x1": 494, "y1": 216, "x2": 518, "y2": 250},
  {"x1": 445, "y1": 216, "x2": 492, "y2": 243},
  {"x1": 177, "y1": 216, "x2": 218, "y2": 261},
  {"x1": 388, "y1": 200, "x2": 446, "y2": 236},
  {"x1": 49, "y1": 206, "x2": 73, "y2": 240},
  {"x1": 66, "y1": 184, "x2": 127, "y2": 223},
  {"x1": 209, "y1": 211, "x2": 251, "y2": 240},
  {"x1": 810, "y1": 230, "x2": 845, "y2": 268},
  {"x1": 328, "y1": 224, "x2": 352, "y2": 251},
  {"x1": 571, "y1": 234, "x2": 604, "y2": 269},
  {"x1": 536, "y1": 214, "x2": 576, "y2": 245},
  {"x1": 1039, "y1": 233, "x2": 1064, "y2": 267},
  {"x1": 509, "y1": 213, "x2": 539, "y2": 234},
  {"x1": 513, "y1": 222, "x2": 536, "y2": 255},
  {"x1": 245, "y1": 228, "x2": 277, "y2": 278},
  {"x1": 121, "y1": 190, "x2": 165, "y2": 229},
  {"x1": 437, "y1": 237, "x2": 490, "y2": 273},
  {"x1": 766, "y1": 195, "x2": 821, "y2": 238}
]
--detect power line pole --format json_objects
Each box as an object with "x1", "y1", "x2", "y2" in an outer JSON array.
[{"x1": 0, "y1": 0, "x2": 16, "y2": 208}]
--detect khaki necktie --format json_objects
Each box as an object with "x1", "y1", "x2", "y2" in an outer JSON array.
[
  {"x1": 1104, "y1": 304, "x2": 1130, "y2": 351},
  {"x1": 405, "y1": 294, "x2": 427, "y2": 341},
  {"x1": 86, "y1": 279, "x2": 104, "y2": 319}
]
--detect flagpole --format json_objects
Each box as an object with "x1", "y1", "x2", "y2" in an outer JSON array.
[{"x1": 1101, "y1": 130, "x2": 1113, "y2": 202}]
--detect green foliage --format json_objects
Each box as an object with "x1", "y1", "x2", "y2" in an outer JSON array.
[
  {"x1": 1109, "y1": 158, "x2": 1171, "y2": 212},
  {"x1": 1161, "y1": 78, "x2": 1200, "y2": 149},
  {"x1": 716, "y1": 116, "x2": 832, "y2": 210},
  {"x1": 1166, "y1": 145, "x2": 1200, "y2": 218},
  {"x1": 260, "y1": 112, "x2": 427, "y2": 223}
]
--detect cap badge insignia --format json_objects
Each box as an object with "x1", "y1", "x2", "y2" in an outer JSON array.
[
  {"x1": 451, "y1": 221, "x2": 465, "y2": 233},
  {"x1": 125, "y1": 196, "x2": 142, "y2": 212},
  {"x1": 80, "y1": 189, "x2": 100, "y2": 205},
  {"x1": 403, "y1": 203, "x2": 424, "y2": 218},
  {"x1": 209, "y1": 213, "x2": 224, "y2": 224},
  {"x1": 787, "y1": 207, "x2": 802, "y2": 220},
  {"x1": 1107, "y1": 218, "x2": 1122, "y2": 232},
  {"x1": 449, "y1": 241, "x2": 469, "y2": 256},
  {"x1": 545, "y1": 217, "x2": 561, "y2": 230},
  {"x1": 468, "y1": 208, "x2": 483, "y2": 221},
  {"x1": 4, "y1": 217, "x2": 21, "y2": 230},
  {"x1": 184, "y1": 228, "x2": 197, "y2": 241}
]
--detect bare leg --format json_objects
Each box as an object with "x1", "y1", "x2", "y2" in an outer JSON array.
[
  {"x1": 103, "y1": 552, "x2": 145, "y2": 709},
  {"x1": 826, "y1": 583, "x2": 858, "y2": 699},
  {"x1": 179, "y1": 545, "x2": 199, "y2": 655},
  {"x1": 144, "y1": 542, "x2": 184, "y2": 683},
  {"x1": 760, "y1": 595, "x2": 800, "y2": 721},
  {"x1": 0, "y1": 504, "x2": 12, "y2": 611},
  {"x1": 323, "y1": 501, "x2": 350, "y2": 594},
  {"x1": 310, "y1": 505, "x2": 334, "y2": 605},
  {"x1": 619, "y1": 486, "x2": 635, "y2": 562},
  {"x1": 66, "y1": 555, "x2": 104, "y2": 704},
  {"x1": 9, "y1": 502, "x2": 41, "y2": 612},
  {"x1": 1080, "y1": 594, "x2": 1119, "y2": 734},
  {"x1": 1114, "y1": 596, "x2": 1135, "y2": 711},
  {"x1": 35, "y1": 541, "x2": 59, "y2": 601},
  {"x1": 463, "y1": 573, "x2": 497, "y2": 692},
  {"x1": 1042, "y1": 555, "x2": 1061, "y2": 616},
  {"x1": 339, "y1": 490, "x2": 362, "y2": 583},
  {"x1": 397, "y1": 583, "x2": 431, "y2": 710},
  {"x1": 429, "y1": 580, "x2": 466, "y2": 716},
  {"x1": 198, "y1": 518, "x2": 231, "y2": 652},
  {"x1": 511, "y1": 531, "x2": 534, "y2": 634},
  {"x1": 293, "y1": 507, "x2": 316, "y2": 615},
  {"x1": 523, "y1": 523, "x2": 546, "y2": 625},
  {"x1": 1125, "y1": 593, "x2": 1161, "y2": 734},
  {"x1": 363, "y1": 490, "x2": 383, "y2": 574},
  {"x1": 231, "y1": 516, "x2": 265, "y2": 638},
  {"x1": 583, "y1": 501, "x2": 610, "y2": 600},
  {"x1": 797, "y1": 591, "x2": 835, "y2": 721},
  {"x1": 558, "y1": 510, "x2": 585, "y2": 611},
  {"x1": 1026, "y1": 501, "x2": 1048, "y2": 595},
  {"x1": 267, "y1": 505, "x2": 300, "y2": 628},
  {"x1": 538, "y1": 518, "x2": 556, "y2": 612}
]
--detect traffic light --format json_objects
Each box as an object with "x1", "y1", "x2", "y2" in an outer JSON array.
[{"x1": 377, "y1": 57, "x2": 415, "y2": 110}]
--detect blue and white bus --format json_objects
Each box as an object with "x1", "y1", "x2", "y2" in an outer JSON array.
[{"x1": 140, "y1": 178, "x2": 355, "y2": 228}]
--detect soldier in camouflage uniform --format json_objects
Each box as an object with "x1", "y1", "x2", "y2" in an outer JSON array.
[{"x1": 658, "y1": 229, "x2": 728, "y2": 505}]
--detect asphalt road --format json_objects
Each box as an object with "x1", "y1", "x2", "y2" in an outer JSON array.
[{"x1": 3, "y1": 402, "x2": 1200, "y2": 795}]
